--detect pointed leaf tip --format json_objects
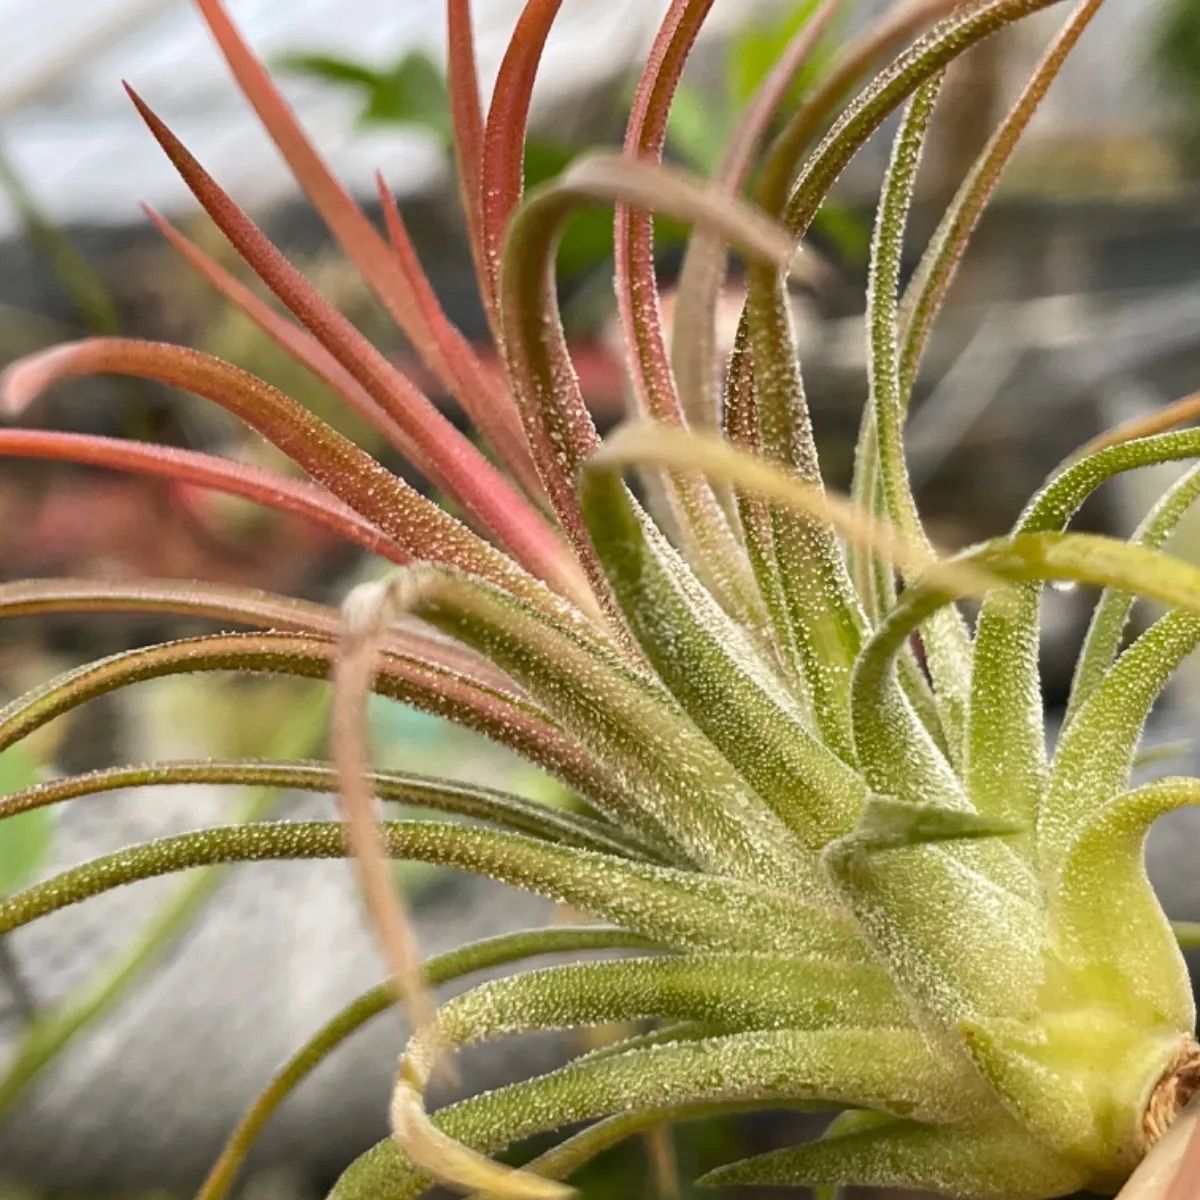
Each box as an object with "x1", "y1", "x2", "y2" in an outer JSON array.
[{"x1": 835, "y1": 795, "x2": 1023, "y2": 855}]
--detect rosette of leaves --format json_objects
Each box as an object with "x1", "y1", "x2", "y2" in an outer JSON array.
[{"x1": 1, "y1": 1, "x2": 1199, "y2": 1198}]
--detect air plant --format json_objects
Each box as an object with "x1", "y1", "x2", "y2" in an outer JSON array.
[{"x1": 3, "y1": 1, "x2": 1200, "y2": 1198}]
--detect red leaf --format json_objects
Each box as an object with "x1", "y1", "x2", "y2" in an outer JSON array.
[
  {"x1": 479, "y1": 0, "x2": 566, "y2": 322},
  {"x1": 126, "y1": 86, "x2": 578, "y2": 601},
  {"x1": 1, "y1": 338, "x2": 536, "y2": 592},
  {"x1": 0, "y1": 427, "x2": 404, "y2": 560}
]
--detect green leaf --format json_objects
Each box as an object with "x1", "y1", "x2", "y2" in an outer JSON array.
[
  {"x1": 0, "y1": 747, "x2": 50, "y2": 896},
  {"x1": 0, "y1": 819, "x2": 858, "y2": 960},
  {"x1": 823, "y1": 801, "x2": 1042, "y2": 1029},
  {"x1": 698, "y1": 1115, "x2": 1087, "y2": 1199},
  {"x1": 1068, "y1": 460, "x2": 1200, "y2": 723},
  {"x1": 969, "y1": 427, "x2": 1200, "y2": 837},
  {"x1": 1051, "y1": 777, "x2": 1200, "y2": 1030},
  {"x1": 865, "y1": 73, "x2": 974, "y2": 766},
  {"x1": 844, "y1": 795, "x2": 1022, "y2": 854},
  {"x1": 198, "y1": 926, "x2": 657, "y2": 1200},
  {"x1": 1041, "y1": 611, "x2": 1200, "y2": 869},
  {"x1": 580, "y1": 468, "x2": 866, "y2": 849},
  {"x1": 280, "y1": 51, "x2": 451, "y2": 140},
  {"x1": 431, "y1": 954, "x2": 908, "y2": 1050},
  {"x1": 331, "y1": 1027, "x2": 983, "y2": 1200},
  {"x1": 401, "y1": 563, "x2": 816, "y2": 890}
]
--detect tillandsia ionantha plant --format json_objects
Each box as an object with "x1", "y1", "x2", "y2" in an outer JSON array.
[{"x1": 6, "y1": 0, "x2": 1200, "y2": 1197}]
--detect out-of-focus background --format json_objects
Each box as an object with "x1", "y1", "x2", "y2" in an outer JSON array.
[{"x1": 1, "y1": 1, "x2": 1199, "y2": 1197}]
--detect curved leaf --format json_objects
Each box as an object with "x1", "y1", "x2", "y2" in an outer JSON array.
[
  {"x1": 125, "y1": 88, "x2": 577, "y2": 601},
  {"x1": 389, "y1": 951, "x2": 909, "y2": 1195},
  {"x1": 784, "y1": 0, "x2": 1068, "y2": 238},
  {"x1": 398, "y1": 563, "x2": 818, "y2": 888},
  {"x1": 198, "y1": 925, "x2": 656, "y2": 1200},
  {"x1": 864, "y1": 71, "x2": 973, "y2": 764},
  {"x1": 898, "y1": 0, "x2": 1104, "y2": 397},
  {"x1": 479, "y1": 0, "x2": 567, "y2": 316},
  {"x1": 500, "y1": 152, "x2": 791, "y2": 617},
  {"x1": 332, "y1": 1027, "x2": 980, "y2": 1200},
  {"x1": 1068, "y1": 462, "x2": 1200, "y2": 722},
  {"x1": 0, "y1": 760, "x2": 648, "y2": 861},
  {"x1": 0, "y1": 631, "x2": 636, "y2": 824},
  {"x1": 0, "y1": 820, "x2": 857, "y2": 960},
  {"x1": 968, "y1": 428, "x2": 1200, "y2": 834},
  {"x1": 0, "y1": 428, "x2": 404, "y2": 561},
  {"x1": 1051, "y1": 777, "x2": 1200, "y2": 1031},
  {"x1": 580, "y1": 466, "x2": 865, "y2": 846},
  {"x1": 671, "y1": 0, "x2": 841, "y2": 430},
  {"x1": 700, "y1": 1116, "x2": 1085, "y2": 1199},
  {"x1": 1, "y1": 338, "x2": 550, "y2": 594},
  {"x1": 1041, "y1": 613, "x2": 1200, "y2": 869}
]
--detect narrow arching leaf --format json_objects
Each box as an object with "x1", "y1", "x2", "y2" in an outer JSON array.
[
  {"x1": 398, "y1": 563, "x2": 819, "y2": 889},
  {"x1": 0, "y1": 760, "x2": 648, "y2": 861},
  {"x1": 968, "y1": 428, "x2": 1200, "y2": 834},
  {"x1": 500, "y1": 152, "x2": 792, "y2": 615},
  {"x1": 864, "y1": 71, "x2": 974, "y2": 764},
  {"x1": 594, "y1": 422, "x2": 992, "y2": 596},
  {"x1": 784, "y1": 0, "x2": 1070, "y2": 239},
  {"x1": 389, "y1": 951, "x2": 908, "y2": 1195},
  {"x1": 1, "y1": 338, "x2": 542, "y2": 592},
  {"x1": 581, "y1": 468, "x2": 865, "y2": 845},
  {"x1": 125, "y1": 88, "x2": 577, "y2": 600},
  {"x1": 609, "y1": 0, "x2": 769, "y2": 632},
  {"x1": 1051, "y1": 778, "x2": 1200, "y2": 1031},
  {"x1": 0, "y1": 428, "x2": 405, "y2": 561},
  {"x1": 1041, "y1": 612, "x2": 1200, "y2": 869},
  {"x1": 198, "y1": 925, "x2": 658, "y2": 1200},
  {"x1": 671, "y1": 0, "x2": 841, "y2": 431},
  {"x1": 193, "y1": 0, "x2": 536, "y2": 487},
  {"x1": 446, "y1": 0, "x2": 487, "y2": 293},
  {"x1": 1068, "y1": 462, "x2": 1200, "y2": 723},
  {"x1": 0, "y1": 631, "x2": 640, "y2": 825},
  {"x1": 898, "y1": 0, "x2": 1105, "y2": 398},
  {"x1": 0, "y1": 578, "x2": 343, "y2": 638},
  {"x1": 332, "y1": 1027, "x2": 981, "y2": 1200},
  {"x1": 479, "y1": 0, "x2": 567, "y2": 320},
  {"x1": 0, "y1": 820, "x2": 858, "y2": 960},
  {"x1": 700, "y1": 1116, "x2": 1086, "y2": 1199}
]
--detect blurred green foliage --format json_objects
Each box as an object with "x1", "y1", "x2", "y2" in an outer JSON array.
[
  {"x1": 1150, "y1": 0, "x2": 1200, "y2": 163},
  {"x1": 282, "y1": 4, "x2": 866, "y2": 295},
  {"x1": 0, "y1": 748, "x2": 51, "y2": 897}
]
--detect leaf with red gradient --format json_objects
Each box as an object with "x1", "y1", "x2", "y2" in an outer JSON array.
[
  {"x1": 501, "y1": 153, "x2": 792, "y2": 621},
  {"x1": 446, "y1": 0, "x2": 487, "y2": 295},
  {"x1": 0, "y1": 427, "x2": 403, "y2": 560},
  {"x1": 0, "y1": 629, "x2": 628, "y2": 820},
  {"x1": 125, "y1": 86, "x2": 575, "y2": 600},
  {"x1": 479, "y1": 0, "x2": 566, "y2": 318},
  {"x1": 143, "y1": 205, "x2": 430, "y2": 470},
  {"x1": 671, "y1": 0, "x2": 841, "y2": 430},
  {"x1": 0, "y1": 759, "x2": 650, "y2": 861},
  {"x1": 192, "y1": 0, "x2": 522, "y2": 450},
  {"x1": 1, "y1": 338, "x2": 530, "y2": 591},
  {"x1": 613, "y1": 0, "x2": 770, "y2": 632},
  {"x1": 617, "y1": 0, "x2": 714, "y2": 429},
  {"x1": 373, "y1": 174, "x2": 542, "y2": 501}
]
